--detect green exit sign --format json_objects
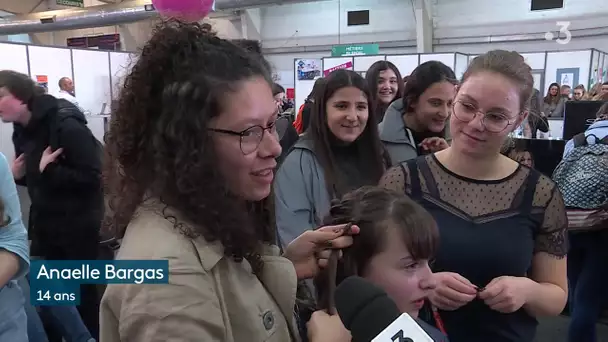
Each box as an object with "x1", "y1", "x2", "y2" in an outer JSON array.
[
  {"x1": 57, "y1": 0, "x2": 84, "y2": 7},
  {"x1": 331, "y1": 44, "x2": 379, "y2": 57}
]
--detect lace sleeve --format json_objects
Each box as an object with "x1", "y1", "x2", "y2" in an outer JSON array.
[
  {"x1": 378, "y1": 164, "x2": 411, "y2": 195},
  {"x1": 534, "y1": 182, "x2": 569, "y2": 257}
]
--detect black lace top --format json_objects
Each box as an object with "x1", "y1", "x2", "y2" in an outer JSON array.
[{"x1": 379, "y1": 154, "x2": 568, "y2": 342}]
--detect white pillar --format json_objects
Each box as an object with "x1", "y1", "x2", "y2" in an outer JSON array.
[
  {"x1": 415, "y1": 0, "x2": 433, "y2": 53},
  {"x1": 240, "y1": 8, "x2": 262, "y2": 41}
]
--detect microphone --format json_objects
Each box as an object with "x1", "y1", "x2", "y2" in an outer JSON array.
[{"x1": 335, "y1": 276, "x2": 437, "y2": 342}]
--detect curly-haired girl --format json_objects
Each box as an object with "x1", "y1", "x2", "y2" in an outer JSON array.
[{"x1": 100, "y1": 20, "x2": 356, "y2": 342}]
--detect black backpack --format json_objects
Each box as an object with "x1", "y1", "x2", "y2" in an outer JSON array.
[{"x1": 48, "y1": 105, "x2": 104, "y2": 162}]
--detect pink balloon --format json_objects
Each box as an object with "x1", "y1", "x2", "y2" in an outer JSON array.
[{"x1": 152, "y1": 0, "x2": 214, "y2": 22}]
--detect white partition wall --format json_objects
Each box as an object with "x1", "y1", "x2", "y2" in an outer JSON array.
[
  {"x1": 72, "y1": 49, "x2": 112, "y2": 116},
  {"x1": 353, "y1": 55, "x2": 386, "y2": 76},
  {"x1": 386, "y1": 54, "x2": 419, "y2": 77},
  {"x1": 454, "y1": 53, "x2": 468, "y2": 80},
  {"x1": 0, "y1": 43, "x2": 28, "y2": 74},
  {"x1": 28, "y1": 46, "x2": 73, "y2": 96},
  {"x1": 420, "y1": 53, "x2": 456, "y2": 71},
  {"x1": 72, "y1": 49, "x2": 112, "y2": 143},
  {"x1": 0, "y1": 43, "x2": 29, "y2": 159},
  {"x1": 521, "y1": 53, "x2": 546, "y2": 70},
  {"x1": 544, "y1": 50, "x2": 592, "y2": 94},
  {"x1": 109, "y1": 52, "x2": 135, "y2": 112}
]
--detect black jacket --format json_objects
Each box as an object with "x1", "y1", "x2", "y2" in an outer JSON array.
[{"x1": 13, "y1": 95, "x2": 103, "y2": 255}]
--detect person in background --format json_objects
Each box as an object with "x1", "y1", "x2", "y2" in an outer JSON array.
[
  {"x1": 585, "y1": 83, "x2": 601, "y2": 100},
  {"x1": 272, "y1": 82, "x2": 299, "y2": 163},
  {"x1": 543, "y1": 82, "x2": 566, "y2": 117},
  {"x1": 601, "y1": 81, "x2": 608, "y2": 96},
  {"x1": 293, "y1": 77, "x2": 325, "y2": 134},
  {"x1": 0, "y1": 70, "x2": 102, "y2": 339},
  {"x1": 562, "y1": 101, "x2": 608, "y2": 342},
  {"x1": 379, "y1": 61, "x2": 457, "y2": 165},
  {"x1": 592, "y1": 82, "x2": 608, "y2": 101},
  {"x1": 403, "y1": 75, "x2": 410, "y2": 88},
  {"x1": 380, "y1": 50, "x2": 568, "y2": 342},
  {"x1": 365, "y1": 61, "x2": 404, "y2": 123},
  {"x1": 0, "y1": 153, "x2": 30, "y2": 342},
  {"x1": 561, "y1": 85, "x2": 572, "y2": 100},
  {"x1": 524, "y1": 87, "x2": 549, "y2": 139},
  {"x1": 572, "y1": 84, "x2": 586, "y2": 101},
  {"x1": 272, "y1": 83, "x2": 288, "y2": 113},
  {"x1": 275, "y1": 69, "x2": 390, "y2": 247},
  {"x1": 55, "y1": 77, "x2": 82, "y2": 111},
  {"x1": 100, "y1": 21, "x2": 356, "y2": 342},
  {"x1": 309, "y1": 186, "x2": 448, "y2": 342},
  {"x1": 508, "y1": 148, "x2": 535, "y2": 168}
]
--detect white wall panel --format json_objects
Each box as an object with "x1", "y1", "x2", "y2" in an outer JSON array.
[
  {"x1": 72, "y1": 49, "x2": 111, "y2": 115},
  {"x1": 28, "y1": 46, "x2": 73, "y2": 97}
]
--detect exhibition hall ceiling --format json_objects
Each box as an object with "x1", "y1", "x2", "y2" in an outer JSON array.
[
  {"x1": 0, "y1": 0, "x2": 43, "y2": 15},
  {"x1": 0, "y1": 0, "x2": 120, "y2": 16}
]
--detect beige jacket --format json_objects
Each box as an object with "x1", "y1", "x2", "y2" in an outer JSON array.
[{"x1": 100, "y1": 204, "x2": 300, "y2": 342}]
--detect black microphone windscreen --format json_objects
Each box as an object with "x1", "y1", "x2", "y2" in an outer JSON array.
[{"x1": 335, "y1": 276, "x2": 402, "y2": 342}]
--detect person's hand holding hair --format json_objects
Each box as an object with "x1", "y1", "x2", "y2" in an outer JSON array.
[
  {"x1": 283, "y1": 223, "x2": 359, "y2": 280},
  {"x1": 307, "y1": 310, "x2": 351, "y2": 342}
]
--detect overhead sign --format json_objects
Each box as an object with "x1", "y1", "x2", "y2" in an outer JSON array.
[
  {"x1": 323, "y1": 61, "x2": 353, "y2": 76},
  {"x1": 331, "y1": 44, "x2": 379, "y2": 57},
  {"x1": 57, "y1": 0, "x2": 84, "y2": 7}
]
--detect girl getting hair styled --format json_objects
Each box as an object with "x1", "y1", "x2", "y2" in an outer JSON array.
[{"x1": 310, "y1": 186, "x2": 448, "y2": 341}]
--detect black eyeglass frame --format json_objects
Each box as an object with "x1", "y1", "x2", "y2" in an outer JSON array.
[{"x1": 208, "y1": 117, "x2": 285, "y2": 154}]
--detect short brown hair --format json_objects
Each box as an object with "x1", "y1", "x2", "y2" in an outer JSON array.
[
  {"x1": 0, "y1": 70, "x2": 39, "y2": 104},
  {"x1": 314, "y1": 186, "x2": 438, "y2": 311},
  {"x1": 463, "y1": 50, "x2": 534, "y2": 111}
]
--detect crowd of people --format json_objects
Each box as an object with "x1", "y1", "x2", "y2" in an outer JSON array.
[{"x1": 0, "y1": 19, "x2": 606, "y2": 342}]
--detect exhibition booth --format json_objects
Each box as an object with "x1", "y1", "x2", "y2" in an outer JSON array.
[
  {"x1": 0, "y1": 41, "x2": 136, "y2": 159},
  {"x1": 295, "y1": 48, "x2": 608, "y2": 150},
  {"x1": 0, "y1": 39, "x2": 606, "y2": 162}
]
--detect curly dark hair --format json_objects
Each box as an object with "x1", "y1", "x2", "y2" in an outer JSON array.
[{"x1": 103, "y1": 20, "x2": 275, "y2": 273}]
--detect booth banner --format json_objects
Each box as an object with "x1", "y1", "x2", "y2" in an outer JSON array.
[
  {"x1": 296, "y1": 59, "x2": 322, "y2": 81},
  {"x1": 35, "y1": 75, "x2": 48, "y2": 92},
  {"x1": 331, "y1": 44, "x2": 379, "y2": 57},
  {"x1": 57, "y1": 0, "x2": 84, "y2": 7},
  {"x1": 323, "y1": 61, "x2": 353, "y2": 76}
]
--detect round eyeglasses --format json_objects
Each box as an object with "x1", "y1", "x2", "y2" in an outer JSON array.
[
  {"x1": 452, "y1": 100, "x2": 518, "y2": 133},
  {"x1": 209, "y1": 117, "x2": 284, "y2": 154}
]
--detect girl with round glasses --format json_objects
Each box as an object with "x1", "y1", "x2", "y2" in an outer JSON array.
[{"x1": 379, "y1": 50, "x2": 568, "y2": 342}]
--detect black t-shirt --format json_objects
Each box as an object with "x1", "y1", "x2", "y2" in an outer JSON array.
[{"x1": 380, "y1": 154, "x2": 568, "y2": 342}]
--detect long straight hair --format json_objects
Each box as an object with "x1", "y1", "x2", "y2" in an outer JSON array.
[
  {"x1": 308, "y1": 69, "x2": 390, "y2": 198},
  {"x1": 365, "y1": 61, "x2": 404, "y2": 122}
]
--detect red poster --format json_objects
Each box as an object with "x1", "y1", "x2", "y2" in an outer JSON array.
[
  {"x1": 286, "y1": 88, "x2": 295, "y2": 99},
  {"x1": 323, "y1": 61, "x2": 353, "y2": 76}
]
